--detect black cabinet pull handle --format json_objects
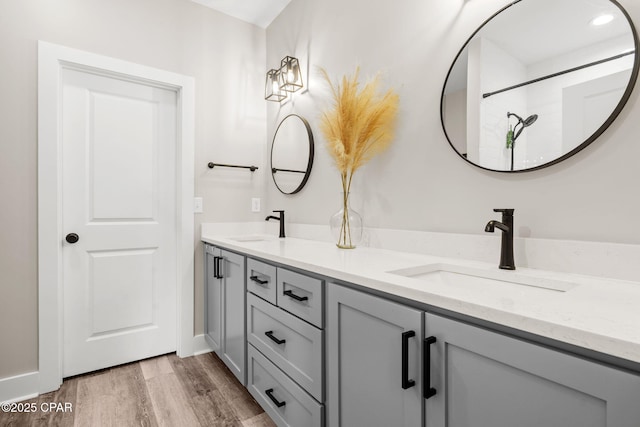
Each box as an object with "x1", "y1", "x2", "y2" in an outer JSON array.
[
  {"x1": 65, "y1": 233, "x2": 79, "y2": 244},
  {"x1": 265, "y1": 331, "x2": 286, "y2": 345},
  {"x1": 402, "y1": 330, "x2": 416, "y2": 389},
  {"x1": 423, "y1": 336, "x2": 437, "y2": 399},
  {"x1": 265, "y1": 388, "x2": 286, "y2": 408},
  {"x1": 250, "y1": 275, "x2": 269, "y2": 285},
  {"x1": 283, "y1": 289, "x2": 308, "y2": 302},
  {"x1": 214, "y1": 256, "x2": 223, "y2": 279}
]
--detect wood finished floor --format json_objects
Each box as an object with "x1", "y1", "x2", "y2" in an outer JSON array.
[{"x1": 0, "y1": 352, "x2": 276, "y2": 427}]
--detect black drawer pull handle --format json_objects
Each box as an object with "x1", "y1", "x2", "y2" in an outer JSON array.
[
  {"x1": 213, "y1": 256, "x2": 223, "y2": 279},
  {"x1": 265, "y1": 388, "x2": 286, "y2": 408},
  {"x1": 424, "y1": 336, "x2": 437, "y2": 399},
  {"x1": 402, "y1": 330, "x2": 416, "y2": 389},
  {"x1": 283, "y1": 289, "x2": 308, "y2": 302},
  {"x1": 250, "y1": 275, "x2": 269, "y2": 285},
  {"x1": 265, "y1": 331, "x2": 286, "y2": 345}
]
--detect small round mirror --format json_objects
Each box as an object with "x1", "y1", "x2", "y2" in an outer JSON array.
[
  {"x1": 271, "y1": 114, "x2": 314, "y2": 194},
  {"x1": 441, "y1": 0, "x2": 639, "y2": 172}
]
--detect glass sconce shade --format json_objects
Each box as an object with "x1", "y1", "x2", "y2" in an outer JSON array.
[
  {"x1": 265, "y1": 69, "x2": 287, "y2": 102},
  {"x1": 278, "y1": 56, "x2": 303, "y2": 92}
]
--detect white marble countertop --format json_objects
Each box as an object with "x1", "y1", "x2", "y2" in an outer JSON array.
[{"x1": 202, "y1": 228, "x2": 640, "y2": 366}]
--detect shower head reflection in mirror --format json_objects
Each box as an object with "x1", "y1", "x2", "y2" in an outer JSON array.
[{"x1": 506, "y1": 112, "x2": 538, "y2": 171}]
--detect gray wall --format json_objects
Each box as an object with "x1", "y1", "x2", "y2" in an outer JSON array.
[
  {"x1": 265, "y1": 0, "x2": 640, "y2": 245},
  {"x1": 0, "y1": 0, "x2": 266, "y2": 379}
]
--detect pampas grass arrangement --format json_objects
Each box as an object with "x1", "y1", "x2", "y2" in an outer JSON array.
[{"x1": 320, "y1": 67, "x2": 399, "y2": 248}]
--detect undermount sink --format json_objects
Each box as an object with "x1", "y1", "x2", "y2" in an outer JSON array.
[
  {"x1": 228, "y1": 234, "x2": 275, "y2": 242},
  {"x1": 387, "y1": 263, "x2": 578, "y2": 293}
]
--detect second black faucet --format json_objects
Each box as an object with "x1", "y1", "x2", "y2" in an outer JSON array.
[
  {"x1": 266, "y1": 210, "x2": 285, "y2": 238},
  {"x1": 485, "y1": 208, "x2": 515, "y2": 270}
]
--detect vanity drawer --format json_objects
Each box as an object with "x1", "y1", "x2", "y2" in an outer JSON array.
[
  {"x1": 247, "y1": 345, "x2": 323, "y2": 427},
  {"x1": 247, "y1": 293, "x2": 323, "y2": 401},
  {"x1": 277, "y1": 268, "x2": 323, "y2": 328},
  {"x1": 247, "y1": 258, "x2": 277, "y2": 304}
]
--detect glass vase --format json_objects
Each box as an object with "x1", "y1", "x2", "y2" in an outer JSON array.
[{"x1": 330, "y1": 192, "x2": 363, "y2": 249}]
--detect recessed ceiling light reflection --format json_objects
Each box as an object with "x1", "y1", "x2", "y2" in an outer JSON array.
[{"x1": 591, "y1": 14, "x2": 614, "y2": 26}]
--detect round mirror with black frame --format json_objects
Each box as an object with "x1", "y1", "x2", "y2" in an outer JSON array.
[
  {"x1": 441, "y1": 0, "x2": 639, "y2": 173},
  {"x1": 270, "y1": 114, "x2": 314, "y2": 194}
]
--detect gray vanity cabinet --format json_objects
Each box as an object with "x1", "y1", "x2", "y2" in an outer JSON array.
[
  {"x1": 204, "y1": 242, "x2": 640, "y2": 427},
  {"x1": 204, "y1": 244, "x2": 246, "y2": 385},
  {"x1": 246, "y1": 259, "x2": 325, "y2": 427},
  {"x1": 247, "y1": 293, "x2": 323, "y2": 400},
  {"x1": 424, "y1": 313, "x2": 640, "y2": 427},
  {"x1": 204, "y1": 245, "x2": 222, "y2": 352},
  {"x1": 327, "y1": 284, "x2": 423, "y2": 427}
]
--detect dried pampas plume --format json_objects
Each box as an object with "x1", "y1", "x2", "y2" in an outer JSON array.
[
  {"x1": 320, "y1": 67, "x2": 399, "y2": 248},
  {"x1": 319, "y1": 67, "x2": 399, "y2": 195}
]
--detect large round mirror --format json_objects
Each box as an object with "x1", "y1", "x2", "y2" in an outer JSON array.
[
  {"x1": 441, "y1": 0, "x2": 639, "y2": 172},
  {"x1": 271, "y1": 114, "x2": 314, "y2": 194}
]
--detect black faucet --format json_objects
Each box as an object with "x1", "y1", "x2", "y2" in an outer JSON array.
[
  {"x1": 484, "y1": 209, "x2": 515, "y2": 270},
  {"x1": 265, "y1": 210, "x2": 285, "y2": 238}
]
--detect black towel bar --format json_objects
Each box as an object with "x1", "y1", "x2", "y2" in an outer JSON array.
[{"x1": 208, "y1": 162, "x2": 258, "y2": 172}]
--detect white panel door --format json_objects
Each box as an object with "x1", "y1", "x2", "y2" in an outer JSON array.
[{"x1": 62, "y1": 67, "x2": 177, "y2": 377}]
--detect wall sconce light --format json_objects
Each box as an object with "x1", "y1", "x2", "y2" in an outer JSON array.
[
  {"x1": 278, "y1": 56, "x2": 303, "y2": 92},
  {"x1": 265, "y1": 56, "x2": 304, "y2": 102},
  {"x1": 265, "y1": 69, "x2": 287, "y2": 102}
]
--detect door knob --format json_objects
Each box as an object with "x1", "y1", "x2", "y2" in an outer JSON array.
[{"x1": 65, "y1": 233, "x2": 79, "y2": 244}]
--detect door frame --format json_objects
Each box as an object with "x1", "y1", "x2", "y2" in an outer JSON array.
[{"x1": 37, "y1": 41, "x2": 195, "y2": 394}]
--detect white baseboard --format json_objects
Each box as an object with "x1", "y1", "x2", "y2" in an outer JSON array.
[
  {"x1": 0, "y1": 371, "x2": 39, "y2": 404},
  {"x1": 190, "y1": 334, "x2": 213, "y2": 356}
]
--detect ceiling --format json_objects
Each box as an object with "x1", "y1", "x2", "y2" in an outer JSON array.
[
  {"x1": 444, "y1": 0, "x2": 634, "y2": 94},
  {"x1": 191, "y1": 0, "x2": 291, "y2": 28},
  {"x1": 481, "y1": 0, "x2": 631, "y2": 66}
]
